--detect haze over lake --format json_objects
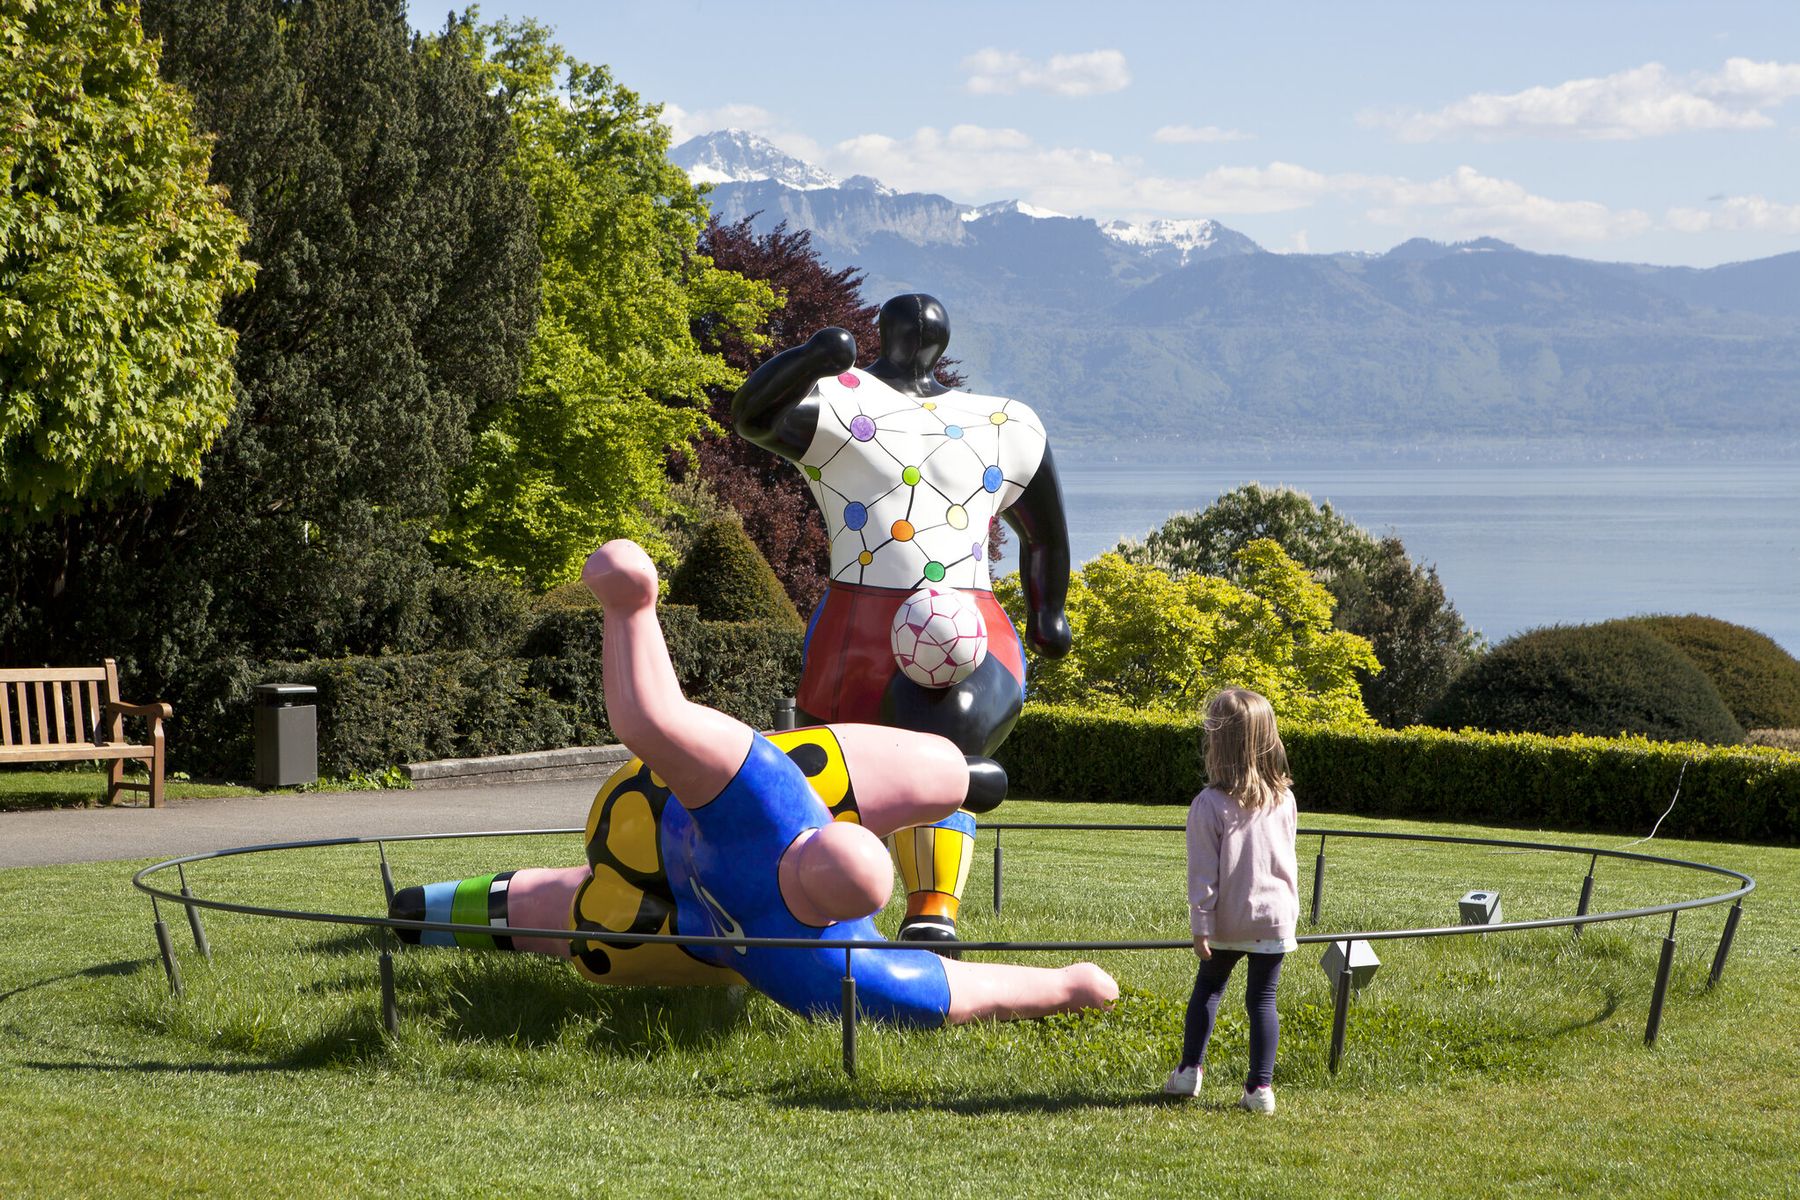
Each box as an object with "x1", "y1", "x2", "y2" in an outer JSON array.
[{"x1": 995, "y1": 440, "x2": 1800, "y2": 657}]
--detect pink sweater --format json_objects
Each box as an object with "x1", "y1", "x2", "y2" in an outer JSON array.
[{"x1": 1186, "y1": 785, "x2": 1300, "y2": 945}]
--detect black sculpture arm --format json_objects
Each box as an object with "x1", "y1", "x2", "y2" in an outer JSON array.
[
  {"x1": 1001, "y1": 443, "x2": 1073, "y2": 659},
  {"x1": 730, "y1": 327, "x2": 856, "y2": 459}
]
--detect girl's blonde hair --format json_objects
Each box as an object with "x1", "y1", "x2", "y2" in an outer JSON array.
[{"x1": 1203, "y1": 688, "x2": 1291, "y2": 810}]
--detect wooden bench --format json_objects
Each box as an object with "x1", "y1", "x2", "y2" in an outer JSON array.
[{"x1": 0, "y1": 661, "x2": 172, "y2": 807}]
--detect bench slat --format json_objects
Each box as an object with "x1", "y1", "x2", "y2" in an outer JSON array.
[
  {"x1": 0, "y1": 681, "x2": 11, "y2": 746},
  {"x1": 86, "y1": 680, "x2": 101, "y2": 743},
  {"x1": 51, "y1": 681, "x2": 67, "y2": 744},
  {"x1": 0, "y1": 667, "x2": 111, "y2": 683},
  {"x1": 0, "y1": 744, "x2": 148, "y2": 763}
]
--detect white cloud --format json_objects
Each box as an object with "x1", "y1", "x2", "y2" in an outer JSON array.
[
  {"x1": 1153, "y1": 123, "x2": 1254, "y2": 144},
  {"x1": 1366, "y1": 58, "x2": 1800, "y2": 141},
  {"x1": 1365, "y1": 166, "x2": 1653, "y2": 242},
  {"x1": 1667, "y1": 195, "x2": 1800, "y2": 233},
  {"x1": 962, "y1": 48, "x2": 1131, "y2": 97}
]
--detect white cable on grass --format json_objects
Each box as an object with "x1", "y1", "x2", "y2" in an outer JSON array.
[{"x1": 1620, "y1": 759, "x2": 1689, "y2": 849}]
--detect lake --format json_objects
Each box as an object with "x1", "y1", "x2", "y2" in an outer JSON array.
[{"x1": 992, "y1": 442, "x2": 1800, "y2": 656}]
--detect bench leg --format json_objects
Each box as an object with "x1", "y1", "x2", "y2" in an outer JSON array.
[
  {"x1": 107, "y1": 756, "x2": 126, "y2": 807},
  {"x1": 150, "y1": 732, "x2": 166, "y2": 809}
]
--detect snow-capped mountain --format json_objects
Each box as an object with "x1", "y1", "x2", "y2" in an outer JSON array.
[
  {"x1": 668, "y1": 130, "x2": 1262, "y2": 263},
  {"x1": 670, "y1": 129, "x2": 841, "y2": 192},
  {"x1": 1098, "y1": 218, "x2": 1261, "y2": 266},
  {"x1": 962, "y1": 199, "x2": 1072, "y2": 222}
]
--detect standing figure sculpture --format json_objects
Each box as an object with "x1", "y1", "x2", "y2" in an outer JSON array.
[{"x1": 732, "y1": 294, "x2": 1073, "y2": 949}]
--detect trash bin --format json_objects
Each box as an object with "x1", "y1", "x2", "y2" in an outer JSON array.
[{"x1": 254, "y1": 683, "x2": 318, "y2": 788}]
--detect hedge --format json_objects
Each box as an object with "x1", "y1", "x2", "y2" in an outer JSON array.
[
  {"x1": 998, "y1": 705, "x2": 1800, "y2": 843},
  {"x1": 178, "y1": 605, "x2": 803, "y2": 780}
]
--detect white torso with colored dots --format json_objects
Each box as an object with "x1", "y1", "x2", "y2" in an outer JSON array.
[{"x1": 796, "y1": 368, "x2": 1047, "y2": 591}]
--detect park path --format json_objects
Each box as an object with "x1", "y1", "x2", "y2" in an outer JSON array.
[{"x1": 0, "y1": 780, "x2": 600, "y2": 868}]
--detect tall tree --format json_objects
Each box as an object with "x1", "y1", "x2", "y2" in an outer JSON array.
[
  {"x1": 1, "y1": 0, "x2": 539, "y2": 716},
  {"x1": 0, "y1": 0, "x2": 252, "y2": 520},
  {"x1": 439, "y1": 19, "x2": 775, "y2": 590}
]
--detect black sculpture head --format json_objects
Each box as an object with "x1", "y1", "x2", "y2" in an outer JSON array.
[{"x1": 875, "y1": 294, "x2": 950, "y2": 380}]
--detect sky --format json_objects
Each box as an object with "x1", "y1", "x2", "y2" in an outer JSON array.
[{"x1": 420, "y1": 1, "x2": 1800, "y2": 267}]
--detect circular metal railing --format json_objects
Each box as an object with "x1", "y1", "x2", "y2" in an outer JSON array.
[{"x1": 132, "y1": 823, "x2": 1754, "y2": 1077}]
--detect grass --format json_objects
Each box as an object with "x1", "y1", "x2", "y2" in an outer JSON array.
[
  {"x1": 0, "y1": 766, "x2": 407, "y2": 812},
  {"x1": 1, "y1": 799, "x2": 1793, "y2": 1198},
  {"x1": 0, "y1": 766, "x2": 258, "y2": 811}
]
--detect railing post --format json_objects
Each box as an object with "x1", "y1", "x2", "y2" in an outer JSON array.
[
  {"x1": 151, "y1": 899, "x2": 183, "y2": 996},
  {"x1": 1309, "y1": 835, "x2": 1327, "y2": 926},
  {"x1": 1645, "y1": 912, "x2": 1678, "y2": 1046},
  {"x1": 992, "y1": 829, "x2": 1003, "y2": 918},
  {"x1": 1573, "y1": 854, "x2": 1596, "y2": 936},
  {"x1": 378, "y1": 840, "x2": 397, "y2": 906},
  {"x1": 1327, "y1": 945, "x2": 1353, "y2": 1075},
  {"x1": 177, "y1": 864, "x2": 211, "y2": 959},
  {"x1": 1707, "y1": 900, "x2": 1742, "y2": 989},
  {"x1": 841, "y1": 949, "x2": 857, "y2": 1077},
  {"x1": 379, "y1": 931, "x2": 399, "y2": 1035}
]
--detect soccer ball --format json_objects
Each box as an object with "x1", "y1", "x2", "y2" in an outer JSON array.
[{"x1": 890, "y1": 587, "x2": 989, "y2": 689}]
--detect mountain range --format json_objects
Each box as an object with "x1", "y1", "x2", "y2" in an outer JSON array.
[{"x1": 672, "y1": 129, "x2": 1800, "y2": 449}]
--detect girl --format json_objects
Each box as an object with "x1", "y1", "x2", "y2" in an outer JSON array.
[{"x1": 1161, "y1": 688, "x2": 1300, "y2": 1114}]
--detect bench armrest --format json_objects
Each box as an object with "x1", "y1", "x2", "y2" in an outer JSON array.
[{"x1": 105, "y1": 700, "x2": 174, "y2": 721}]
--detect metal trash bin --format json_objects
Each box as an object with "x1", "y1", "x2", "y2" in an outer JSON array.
[{"x1": 254, "y1": 683, "x2": 318, "y2": 788}]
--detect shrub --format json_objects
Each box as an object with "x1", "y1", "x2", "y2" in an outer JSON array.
[
  {"x1": 1623, "y1": 615, "x2": 1800, "y2": 732},
  {"x1": 178, "y1": 604, "x2": 803, "y2": 780},
  {"x1": 1425, "y1": 623, "x2": 1744, "y2": 745},
  {"x1": 995, "y1": 544, "x2": 1378, "y2": 724},
  {"x1": 667, "y1": 518, "x2": 804, "y2": 629},
  {"x1": 1747, "y1": 729, "x2": 1800, "y2": 752},
  {"x1": 998, "y1": 705, "x2": 1800, "y2": 843}
]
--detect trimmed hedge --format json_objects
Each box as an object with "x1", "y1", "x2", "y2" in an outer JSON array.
[
  {"x1": 667, "y1": 518, "x2": 803, "y2": 629},
  {"x1": 1624, "y1": 615, "x2": 1800, "y2": 732},
  {"x1": 1425, "y1": 622, "x2": 1745, "y2": 745},
  {"x1": 998, "y1": 705, "x2": 1800, "y2": 843},
  {"x1": 180, "y1": 605, "x2": 803, "y2": 779}
]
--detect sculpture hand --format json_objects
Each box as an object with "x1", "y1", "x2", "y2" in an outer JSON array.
[
  {"x1": 805, "y1": 326, "x2": 857, "y2": 376},
  {"x1": 1027, "y1": 609, "x2": 1073, "y2": 659}
]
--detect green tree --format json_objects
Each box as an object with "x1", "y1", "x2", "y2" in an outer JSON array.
[
  {"x1": 439, "y1": 19, "x2": 776, "y2": 589},
  {"x1": 1118, "y1": 483, "x2": 1380, "y2": 583},
  {"x1": 995, "y1": 543, "x2": 1378, "y2": 724},
  {"x1": 1119, "y1": 484, "x2": 1480, "y2": 725},
  {"x1": 0, "y1": 1, "x2": 541, "y2": 751},
  {"x1": 0, "y1": 0, "x2": 252, "y2": 520}
]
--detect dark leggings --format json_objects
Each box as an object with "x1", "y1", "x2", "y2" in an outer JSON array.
[{"x1": 1179, "y1": 949, "x2": 1284, "y2": 1089}]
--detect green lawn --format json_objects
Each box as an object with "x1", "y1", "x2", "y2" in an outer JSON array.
[
  {"x1": 1, "y1": 801, "x2": 1792, "y2": 1197},
  {"x1": 0, "y1": 767, "x2": 258, "y2": 811}
]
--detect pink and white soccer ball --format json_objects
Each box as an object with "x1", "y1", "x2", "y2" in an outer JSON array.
[{"x1": 890, "y1": 586, "x2": 989, "y2": 688}]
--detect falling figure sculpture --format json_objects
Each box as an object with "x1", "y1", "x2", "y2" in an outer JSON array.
[{"x1": 390, "y1": 540, "x2": 1115, "y2": 1027}]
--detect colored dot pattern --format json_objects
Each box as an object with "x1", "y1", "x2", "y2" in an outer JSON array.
[{"x1": 795, "y1": 368, "x2": 1048, "y2": 590}]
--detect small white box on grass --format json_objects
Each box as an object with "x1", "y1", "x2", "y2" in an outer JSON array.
[
  {"x1": 1319, "y1": 939, "x2": 1380, "y2": 991},
  {"x1": 1459, "y1": 889, "x2": 1502, "y2": 925}
]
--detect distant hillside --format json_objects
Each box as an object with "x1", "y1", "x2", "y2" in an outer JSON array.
[{"x1": 675, "y1": 130, "x2": 1800, "y2": 447}]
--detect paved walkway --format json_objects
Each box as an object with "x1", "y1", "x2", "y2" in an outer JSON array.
[{"x1": 0, "y1": 780, "x2": 603, "y2": 868}]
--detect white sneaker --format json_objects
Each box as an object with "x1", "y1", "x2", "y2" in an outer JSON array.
[
  {"x1": 1161, "y1": 1066, "x2": 1202, "y2": 1097},
  {"x1": 1238, "y1": 1086, "x2": 1276, "y2": 1114}
]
